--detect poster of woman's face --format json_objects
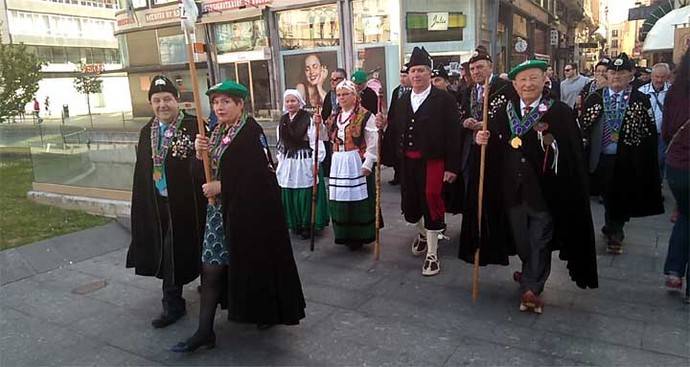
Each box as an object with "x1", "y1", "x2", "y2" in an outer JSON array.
[{"x1": 283, "y1": 51, "x2": 338, "y2": 108}]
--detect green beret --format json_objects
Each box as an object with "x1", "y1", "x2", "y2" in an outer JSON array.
[
  {"x1": 205, "y1": 80, "x2": 248, "y2": 98},
  {"x1": 351, "y1": 70, "x2": 367, "y2": 84},
  {"x1": 508, "y1": 59, "x2": 549, "y2": 80}
]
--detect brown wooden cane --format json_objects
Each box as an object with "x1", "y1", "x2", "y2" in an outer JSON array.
[
  {"x1": 309, "y1": 106, "x2": 322, "y2": 252},
  {"x1": 374, "y1": 92, "x2": 384, "y2": 261},
  {"x1": 185, "y1": 35, "x2": 214, "y2": 205},
  {"x1": 472, "y1": 76, "x2": 491, "y2": 302}
]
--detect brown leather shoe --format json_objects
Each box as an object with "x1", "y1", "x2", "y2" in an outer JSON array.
[{"x1": 519, "y1": 290, "x2": 544, "y2": 314}]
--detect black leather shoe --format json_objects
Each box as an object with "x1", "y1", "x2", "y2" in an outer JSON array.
[
  {"x1": 257, "y1": 323, "x2": 275, "y2": 330},
  {"x1": 171, "y1": 333, "x2": 216, "y2": 353},
  {"x1": 151, "y1": 311, "x2": 186, "y2": 329}
]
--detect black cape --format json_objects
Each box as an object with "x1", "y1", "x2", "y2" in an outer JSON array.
[
  {"x1": 360, "y1": 86, "x2": 379, "y2": 114},
  {"x1": 127, "y1": 113, "x2": 206, "y2": 285},
  {"x1": 458, "y1": 96, "x2": 599, "y2": 290},
  {"x1": 579, "y1": 88, "x2": 664, "y2": 219},
  {"x1": 219, "y1": 117, "x2": 306, "y2": 325},
  {"x1": 457, "y1": 76, "x2": 516, "y2": 214}
]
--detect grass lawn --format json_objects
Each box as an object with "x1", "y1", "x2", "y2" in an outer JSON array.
[{"x1": 0, "y1": 148, "x2": 111, "y2": 250}]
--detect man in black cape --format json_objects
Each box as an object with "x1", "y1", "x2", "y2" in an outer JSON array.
[
  {"x1": 376, "y1": 46, "x2": 461, "y2": 276},
  {"x1": 579, "y1": 53, "x2": 664, "y2": 254},
  {"x1": 460, "y1": 60, "x2": 598, "y2": 313},
  {"x1": 456, "y1": 46, "x2": 515, "y2": 218},
  {"x1": 127, "y1": 75, "x2": 206, "y2": 328}
]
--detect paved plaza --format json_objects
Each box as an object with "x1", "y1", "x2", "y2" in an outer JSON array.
[{"x1": 1, "y1": 168, "x2": 688, "y2": 366}]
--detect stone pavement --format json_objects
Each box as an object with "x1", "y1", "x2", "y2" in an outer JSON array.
[{"x1": 1, "y1": 168, "x2": 688, "y2": 366}]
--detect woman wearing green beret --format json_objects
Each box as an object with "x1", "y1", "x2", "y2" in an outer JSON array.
[{"x1": 172, "y1": 80, "x2": 306, "y2": 353}]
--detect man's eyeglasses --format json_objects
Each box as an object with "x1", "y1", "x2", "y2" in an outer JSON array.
[
  {"x1": 564, "y1": 68, "x2": 572, "y2": 72},
  {"x1": 331, "y1": 77, "x2": 344, "y2": 82}
]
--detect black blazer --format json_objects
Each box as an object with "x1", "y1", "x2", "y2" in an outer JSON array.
[{"x1": 390, "y1": 86, "x2": 462, "y2": 174}]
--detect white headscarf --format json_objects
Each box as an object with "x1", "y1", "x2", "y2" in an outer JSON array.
[
  {"x1": 283, "y1": 89, "x2": 306, "y2": 113},
  {"x1": 336, "y1": 80, "x2": 357, "y2": 94}
]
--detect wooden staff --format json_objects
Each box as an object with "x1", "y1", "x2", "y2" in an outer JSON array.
[
  {"x1": 184, "y1": 28, "x2": 214, "y2": 205},
  {"x1": 310, "y1": 105, "x2": 322, "y2": 252},
  {"x1": 472, "y1": 75, "x2": 491, "y2": 302},
  {"x1": 374, "y1": 91, "x2": 384, "y2": 261}
]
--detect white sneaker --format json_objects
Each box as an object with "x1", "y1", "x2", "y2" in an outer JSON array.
[
  {"x1": 411, "y1": 234, "x2": 427, "y2": 256},
  {"x1": 422, "y1": 253, "x2": 440, "y2": 276}
]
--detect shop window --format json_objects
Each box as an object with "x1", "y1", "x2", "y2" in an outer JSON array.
[
  {"x1": 214, "y1": 18, "x2": 267, "y2": 54},
  {"x1": 406, "y1": 12, "x2": 465, "y2": 43},
  {"x1": 127, "y1": 30, "x2": 159, "y2": 66},
  {"x1": 92, "y1": 48, "x2": 106, "y2": 64},
  {"x1": 52, "y1": 47, "x2": 67, "y2": 64},
  {"x1": 277, "y1": 4, "x2": 340, "y2": 50},
  {"x1": 117, "y1": 35, "x2": 129, "y2": 66},
  {"x1": 352, "y1": 0, "x2": 392, "y2": 44},
  {"x1": 66, "y1": 47, "x2": 82, "y2": 64},
  {"x1": 159, "y1": 34, "x2": 186, "y2": 65}
]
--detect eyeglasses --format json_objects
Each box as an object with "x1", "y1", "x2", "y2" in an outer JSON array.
[
  {"x1": 564, "y1": 68, "x2": 572, "y2": 72},
  {"x1": 331, "y1": 77, "x2": 344, "y2": 82}
]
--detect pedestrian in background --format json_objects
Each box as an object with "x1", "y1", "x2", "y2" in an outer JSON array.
[
  {"x1": 32, "y1": 98, "x2": 40, "y2": 121},
  {"x1": 639, "y1": 63, "x2": 671, "y2": 176},
  {"x1": 661, "y1": 49, "x2": 689, "y2": 302},
  {"x1": 560, "y1": 63, "x2": 589, "y2": 109},
  {"x1": 44, "y1": 96, "x2": 50, "y2": 116}
]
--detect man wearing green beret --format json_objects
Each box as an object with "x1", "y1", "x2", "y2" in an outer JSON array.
[
  {"x1": 467, "y1": 59, "x2": 598, "y2": 314},
  {"x1": 579, "y1": 53, "x2": 663, "y2": 255},
  {"x1": 351, "y1": 69, "x2": 379, "y2": 114}
]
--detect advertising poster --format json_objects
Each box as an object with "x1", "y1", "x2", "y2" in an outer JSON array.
[{"x1": 283, "y1": 51, "x2": 339, "y2": 108}]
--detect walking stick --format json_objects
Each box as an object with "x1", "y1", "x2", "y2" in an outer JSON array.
[
  {"x1": 310, "y1": 106, "x2": 322, "y2": 252},
  {"x1": 472, "y1": 76, "x2": 491, "y2": 303},
  {"x1": 374, "y1": 92, "x2": 384, "y2": 261},
  {"x1": 183, "y1": 27, "x2": 214, "y2": 205}
]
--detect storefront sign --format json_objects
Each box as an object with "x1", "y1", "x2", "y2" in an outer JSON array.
[
  {"x1": 145, "y1": 7, "x2": 180, "y2": 24},
  {"x1": 217, "y1": 48, "x2": 271, "y2": 63},
  {"x1": 427, "y1": 12, "x2": 449, "y2": 31},
  {"x1": 115, "y1": 5, "x2": 183, "y2": 33},
  {"x1": 202, "y1": 0, "x2": 271, "y2": 13},
  {"x1": 82, "y1": 64, "x2": 105, "y2": 74}
]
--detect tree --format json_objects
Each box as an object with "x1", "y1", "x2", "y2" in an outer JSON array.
[
  {"x1": 0, "y1": 29, "x2": 45, "y2": 123},
  {"x1": 73, "y1": 63, "x2": 103, "y2": 128}
]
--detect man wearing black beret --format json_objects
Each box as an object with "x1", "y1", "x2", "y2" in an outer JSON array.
[
  {"x1": 579, "y1": 53, "x2": 664, "y2": 254},
  {"x1": 127, "y1": 75, "x2": 206, "y2": 328}
]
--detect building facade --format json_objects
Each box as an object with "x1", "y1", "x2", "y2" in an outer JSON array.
[
  {"x1": 1, "y1": 0, "x2": 132, "y2": 117},
  {"x1": 115, "y1": 0, "x2": 487, "y2": 117},
  {"x1": 115, "y1": 0, "x2": 594, "y2": 118}
]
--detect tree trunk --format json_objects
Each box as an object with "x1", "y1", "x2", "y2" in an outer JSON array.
[{"x1": 86, "y1": 93, "x2": 93, "y2": 128}]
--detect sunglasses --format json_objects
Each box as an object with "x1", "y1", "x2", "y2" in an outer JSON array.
[
  {"x1": 331, "y1": 77, "x2": 344, "y2": 82},
  {"x1": 564, "y1": 68, "x2": 572, "y2": 72}
]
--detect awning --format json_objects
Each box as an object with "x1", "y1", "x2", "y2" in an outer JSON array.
[{"x1": 642, "y1": 6, "x2": 690, "y2": 52}]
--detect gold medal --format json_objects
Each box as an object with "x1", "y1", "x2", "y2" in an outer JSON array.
[
  {"x1": 510, "y1": 136, "x2": 522, "y2": 149},
  {"x1": 153, "y1": 167, "x2": 162, "y2": 181}
]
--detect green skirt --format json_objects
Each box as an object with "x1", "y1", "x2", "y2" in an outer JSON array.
[
  {"x1": 281, "y1": 169, "x2": 330, "y2": 231},
  {"x1": 329, "y1": 170, "x2": 378, "y2": 245}
]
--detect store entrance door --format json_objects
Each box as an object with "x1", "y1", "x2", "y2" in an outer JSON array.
[{"x1": 220, "y1": 60, "x2": 272, "y2": 116}]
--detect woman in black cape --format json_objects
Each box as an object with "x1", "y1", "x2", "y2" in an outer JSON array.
[{"x1": 172, "y1": 80, "x2": 306, "y2": 353}]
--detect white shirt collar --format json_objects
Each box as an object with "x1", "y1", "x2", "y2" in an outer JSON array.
[
  {"x1": 608, "y1": 87, "x2": 623, "y2": 96},
  {"x1": 412, "y1": 85, "x2": 432, "y2": 99},
  {"x1": 519, "y1": 97, "x2": 542, "y2": 112}
]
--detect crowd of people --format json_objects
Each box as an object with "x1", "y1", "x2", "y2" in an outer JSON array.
[{"x1": 125, "y1": 46, "x2": 689, "y2": 353}]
